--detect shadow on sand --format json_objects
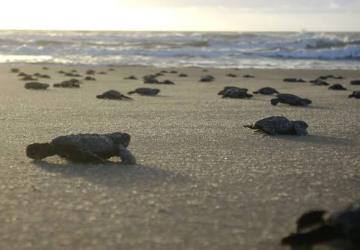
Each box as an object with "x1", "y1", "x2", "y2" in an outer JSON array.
[
  {"x1": 274, "y1": 134, "x2": 353, "y2": 146},
  {"x1": 33, "y1": 161, "x2": 190, "y2": 187}
]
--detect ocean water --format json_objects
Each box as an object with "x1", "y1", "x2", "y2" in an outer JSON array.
[{"x1": 1, "y1": 30, "x2": 360, "y2": 69}]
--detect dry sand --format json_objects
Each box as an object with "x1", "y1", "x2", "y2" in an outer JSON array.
[{"x1": 0, "y1": 64, "x2": 359, "y2": 250}]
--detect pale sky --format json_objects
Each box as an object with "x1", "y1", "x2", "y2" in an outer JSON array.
[{"x1": 0, "y1": 0, "x2": 359, "y2": 31}]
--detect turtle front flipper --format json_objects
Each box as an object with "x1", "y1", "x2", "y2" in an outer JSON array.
[{"x1": 118, "y1": 144, "x2": 136, "y2": 165}]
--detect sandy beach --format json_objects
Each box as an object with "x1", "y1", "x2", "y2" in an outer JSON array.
[{"x1": 0, "y1": 64, "x2": 359, "y2": 250}]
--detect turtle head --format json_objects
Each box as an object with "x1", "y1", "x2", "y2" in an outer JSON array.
[
  {"x1": 293, "y1": 120, "x2": 309, "y2": 136},
  {"x1": 108, "y1": 132, "x2": 131, "y2": 147},
  {"x1": 26, "y1": 143, "x2": 56, "y2": 160}
]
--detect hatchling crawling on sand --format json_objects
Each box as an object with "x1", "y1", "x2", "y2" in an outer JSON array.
[
  {"x1": 244, "y1": 116, "x2": 309, "y2": 136},
  {"x1": 253, "y1": 87, "x2": 279, "y2": 95},
  {"x1": 282, "y1": 202, "x2": 360, "y2": 249},
  {"x1": 97, "y1": 90, "x2": 132, "y2": 100},
  {"x1": 218, "y1": 86, "x2": 253, "y2": 99},
  {"x1": 26, "y1": 133, "x2": 136, "y2": 164},
  {"x1": 128, "y1": 88, "x2": 160, "y2": 96},
  {"x1": 271, "y1": 94, "x2": 312, "y2": 106}
]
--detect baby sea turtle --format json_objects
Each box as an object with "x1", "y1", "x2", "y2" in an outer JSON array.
[
  {"x1": 178, "y1": 73, "x2": 188, "y2": 77},
  {"x1": 26, "y1": 132, "x2": 136, "y2": 164},
  {"x1": 84, "y1": 76, "x2": 96, "y2": 81},
  {"x1": 124, "y1": 75, "x2": 137, "y2": 80},
  {"x1": 25, "y1": 82, "x2": 50, "y2": 90},
  {"x1": 349, "y1": 91, "x2": 360, "y2": 98},
  {"x1": 329, "y1": 84, "x2": 347, "y2": 90},
  {"x1": 226, "y1": 73, "x2": 237, "y2": 78},
  {"x1": 200, "y1": 75, "x2": 215, "y2": 82},
  {"x1": 143, "y1": 74, "x2": 159, "y2": 84},
  {"x1": 218, "y1": 87, "x2": 253, "y2": 99},
  {"x1": 244, "y1": 116, "x2": 308, "y2": 136},
  {"x1": 350, "y1": 80, "x2": 360, "y2": 85},
  {"x1": 53, "y1": 80, "x2": 80, "y2": 88},
  {"x1": 96, "y1": 90, "x2": 132, "y2": 100},
  {"x1": 271, "y1": 94, "x2": 312, "y2": 106},
  {"x1": 310, "y1": 78, "x2": 330, "y2": 86},
  {"x1": 283, "y1": 78, "x2": 306, "y2": 83},
  {"x1": 128, "y1": 88, "x2": 160, "y2": 96},
  {"x1": 253, "y1": 87, "x2": 279, "y2": 95},
  {"x1": 282, "y1": 202, "x2": 360, "y2": 248},
  {"x1": 243, "y1": 74, "x2": 255, "y2": 78},
  {"x1": 10, "y1": 68, "x2": 20, "y2": 73}
]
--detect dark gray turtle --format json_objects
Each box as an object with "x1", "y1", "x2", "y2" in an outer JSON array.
[
  {"x1": 218, "y1": 86, "x2": 248, "y2": 95},
  {"x1": 143, "y1": 74, "x2": 159, "y2": 84},
  {"x1": 86, "y1": 69, "x2": 95, "y2": 75},
  {"x1": 349, "y1": 91, "x2": 360, "y2": 98},
  {"x1": 98, "y1": 71, "x2": 107, "y2": 75},
  {"x1": 253, "y1": 87, "x2": 279, "y2": 95},
  {"x1": 124, "y1": 75, "x2": 137, "y2": 80},
  {"x1": 244, "y1": 116, "x2": 308, "y2": 136},
  {"x1": 34, "y1": 73, "x2": 51, "y2": 79},
  {"x1": 54, "y1": 80, "x2": 80, "y2": 88},
  {"x1": 84, "y1": 76, "x2": 96, "y2": 81},
  {"x1": 310, "y1": 78, "x2": 330, "y2": 86},
  {"x1": 26, "y1": 132, "x2": 136, "y2": 165},
  {"x1": 128, "y1": 88, "x2": 160, "y2": 96},
  {"x1": 25, "y1": 82, "x2": 50, "y2": 90},
  {"x1": 200, "y1": 75, "x2": 215, "y2": 82},
  {"x1": 243, "y1": 74, "x2": 255, "y2": 78},
  {"x1": 21, "y1": 75, "x2": 38, "y2": 81},
  {"x1": 178, "y1": 73, "x2": 188, "y2": 77},
  {"x1": 350, "y1": 80, "x2": 360, "y2": 85},
  {"x1": 329, "y1": 84, "x2": 347, "y2": 90},
  {"x1": 218, "y1": 87, "x2": 252, "y2": 99},
  {"x1": 65, "y1": 72, "x2": 82, "y2": 77},
  {"x1": 169, "y1": 70, "x2": 178, "y2": 74},
  {"x1": 271, "y1": 94, "x2": 312, "y2": 106},
  {"x1": 226, "y1": 73, "x2": 237, "y2": 78},
  {"x1": 283, "y1": 78, "x2": 306, "y2": 83},
  {"x1": 10, "y1": 68, "x2": 20, "y2": 73},
  {"x1": 42, "y1": 66, "x2": 49, "y2": 70},
  {"x1": 96, "y1": 90, "x2": 132, "y2": 100},
  {"x1": 282, "y1": 202, "x2": 360, "y2": 248}
]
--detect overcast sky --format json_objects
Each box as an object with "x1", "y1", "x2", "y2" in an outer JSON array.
[{"x1": 0, "y1": 0, "x2": 359, "y2": 31}]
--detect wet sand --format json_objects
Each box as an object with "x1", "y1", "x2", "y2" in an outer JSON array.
[{"x1": 0, "y1": 64, "x2": 359, "y2": 250}]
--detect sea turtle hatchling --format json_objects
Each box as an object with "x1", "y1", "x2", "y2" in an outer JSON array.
[
  {"x1": 96, "y1": 90, "x2": 132, "y2": 100},
  {"x1": 128, "y1": 88, "x2": 160, "y2": 96},
  {"x1": 26, "y1": 132, "x2": 136, "y2": 164},
  {"x1": 218, "y1": 87, "x2": 253, "y2": 99},
  {"x1": 281, "y1": 202, "x2": 360, "y2": 249},
  {"x1": 271, "y1": 94, "x2": 312, "y2": 106},
  {"x1": 253, "y1": 87, "x2": 279, "y2": 95},
  {"x1": 244, "y1": 116, "x2": 309, "y2": 136}
]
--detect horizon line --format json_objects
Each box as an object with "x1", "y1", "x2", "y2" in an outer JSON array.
[{"x1": 0, "y1": 28, "x2": 360, "y2": 33}]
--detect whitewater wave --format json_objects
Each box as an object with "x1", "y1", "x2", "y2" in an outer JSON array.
[{"x1": 0, "y1": 30, "x2": 359, "y2": 69}]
